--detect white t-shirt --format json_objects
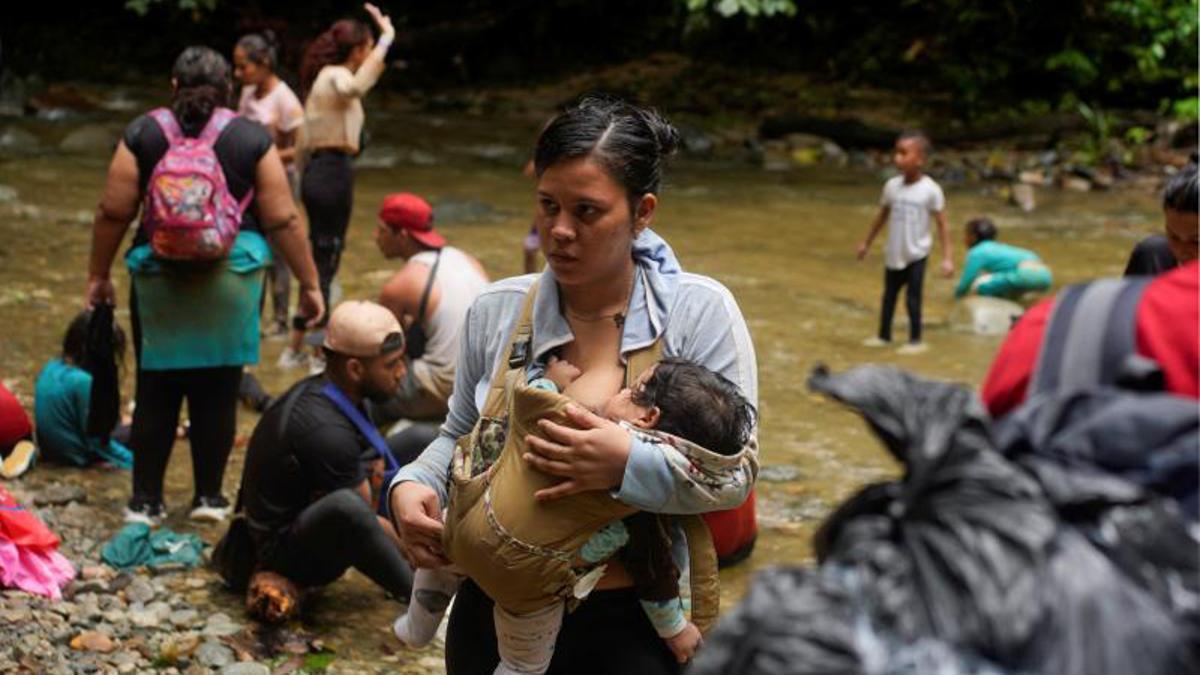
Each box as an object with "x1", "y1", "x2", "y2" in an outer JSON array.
[
  {"x1": 880, "y1": 174, "x2": 945, "y2": 270},
  {"x1": 237, "y1": 82, "x2": 304, "y2": 144}
]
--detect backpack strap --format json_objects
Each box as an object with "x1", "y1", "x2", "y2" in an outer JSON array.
[
  {"x1": 1030, "y1": 276, "x2": 1153, "y2": 396},
  {"x1": 147, "y1": 107, "x2": 183, "y2": 145},
  {"x1": 199, "y1": 107, "x2": 237, "y2": 144}
]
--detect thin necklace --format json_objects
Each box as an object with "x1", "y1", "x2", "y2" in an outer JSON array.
[{"x1": 563, "y1": 275, "x2": 634, "y2": 330}]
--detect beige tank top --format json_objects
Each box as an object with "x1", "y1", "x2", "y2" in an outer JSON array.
[{"x1": 409, "y1": 247, "x2": 489, "y2": 402}]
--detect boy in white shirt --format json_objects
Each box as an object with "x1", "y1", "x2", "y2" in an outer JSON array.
[{"x1": 856, "y1": 131, "x2": 954, "y2": 354}]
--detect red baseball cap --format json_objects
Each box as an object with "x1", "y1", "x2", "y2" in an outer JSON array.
[{"x1": 378, "y1": 193, "x2": 445, "y2": 248}]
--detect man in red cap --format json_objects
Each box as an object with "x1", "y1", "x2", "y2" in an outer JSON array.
[{"x1": 373, "y1": 193, "x2": 489, "y2": 454}]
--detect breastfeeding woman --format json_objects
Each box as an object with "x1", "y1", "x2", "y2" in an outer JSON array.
[{"x1": 389, "y1": 96, "x2": 759, "y2": 674}]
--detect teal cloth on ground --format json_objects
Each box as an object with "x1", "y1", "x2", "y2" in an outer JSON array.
[
  {"x1": 954, "y1": 240, "x2": 1050, "y2": 298},
  {"x1": 126, "y1": 231, "x2": 270, "y2": 370},
  {"x1": 100, "y1": 523, "x2": 205, "y2": 570},
  {"x1": 34, "y1": 359, "x2": 132, "y2": 469}
]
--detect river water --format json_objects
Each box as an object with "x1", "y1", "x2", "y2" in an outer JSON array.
[{"x1": 0, "y1": 97, "x2": 1165, "y2": 670}]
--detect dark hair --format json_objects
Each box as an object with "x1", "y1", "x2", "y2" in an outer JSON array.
[
  {"x1": 966, "y1": 217, "x2": 997, "y2": 245},
  {"x1": 897, "y1": 129, "x2": 931, "y2": 156},
  {"x1": 1163, "y1": 163, "x2": 1198, "y2": 213},
  {"x1": 534, "y1": 95, "x2": 680, "y2": 209},
  {"x1": 300, "y1": 19, "x2": 371, "y2": 99},
  {"x1": 632, "y1": 358, "x2": 756, "y2": 456},
  {"x1": 236, "y1": 30, "x2": 278, "y2": 71},
  {"x1": 62, "y1": 310, "x2": 126, "y2": 374},
  {"x1": 171, "y1": 46, "x2": 232, "y2": 136}
]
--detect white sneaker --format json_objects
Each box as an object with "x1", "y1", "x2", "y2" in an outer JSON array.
[
  {"x1": 861, "y1": 337, "x2": 890, "y2": 348},
  {"x1": 188, "y1": 496, "x2": 231, "y2": 523},
  {"x1": 277, "y1": 347, "x2": 307, "y2": 370},
  {"x1": 897, "y1": 342, "x2": 929, "y2": 355}
]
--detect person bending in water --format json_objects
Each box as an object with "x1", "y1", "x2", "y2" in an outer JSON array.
[
  {"x1": 394, "y1": 357, "x2": 756, "y2": 671},
  {"x1": 953, "y1": 217, "x2": 1052, "y2": 300}
]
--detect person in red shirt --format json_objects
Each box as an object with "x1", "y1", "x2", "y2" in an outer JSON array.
[{"x1": 983, "y1": 164, "x2": 1198, "y2": 418}]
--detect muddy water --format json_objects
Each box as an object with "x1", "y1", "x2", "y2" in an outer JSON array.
[{"x1": 0, "y1": 102, "x2": 1164, "y2": 670}]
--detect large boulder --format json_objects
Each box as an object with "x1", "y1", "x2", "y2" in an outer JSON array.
[
  {"x1": 59, "y1": 124, "x2": 122, "y2": 155},
  {"x1": 950, "y1": 296, "x2": 1025, "y2": 336},
  {"x1": 0, "y1": 126, "x2": 39, "y2": 151}
]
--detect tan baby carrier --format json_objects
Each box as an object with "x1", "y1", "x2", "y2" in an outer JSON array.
[{"x1": 442, "y1": 282, "x2": 720, "y2": 631}]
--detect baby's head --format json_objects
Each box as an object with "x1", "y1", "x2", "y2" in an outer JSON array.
[{"x1": 603, "y1": 358, "x2": 756, "y2": 456}]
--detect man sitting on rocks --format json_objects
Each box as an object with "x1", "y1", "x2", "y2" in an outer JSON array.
[{"x1": 230, "y1": 301, "x2": 413, "y2": 608}]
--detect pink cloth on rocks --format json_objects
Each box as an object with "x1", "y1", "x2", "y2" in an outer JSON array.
[{"x1": 0, "y1": 486, "x2": 76, "y2": 599}]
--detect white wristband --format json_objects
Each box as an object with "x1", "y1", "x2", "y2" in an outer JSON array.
[{"x1": 378, "y1": 33, "x2": 394, "y2": 51}]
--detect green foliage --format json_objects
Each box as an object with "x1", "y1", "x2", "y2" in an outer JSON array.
[
  {"x1": 685, "y1": 0, "x2": 797, "y2": 18},
  {"x1": 124, "y1": 0, "x2": 218, "y2": 17}
]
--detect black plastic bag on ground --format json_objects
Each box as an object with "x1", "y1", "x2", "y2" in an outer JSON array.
[
  {"x1": 689, "y1": 566, "x2": 1011, "y2": 675},
  {"x1": 85, "y1": 303, "x2": 120, "y2": 439},
  {"x1": 800, "y1": 365, "x2": 1198, "y2": 675}
]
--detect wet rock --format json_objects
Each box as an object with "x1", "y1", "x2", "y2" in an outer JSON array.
[
  {"x1": 202, "y1": 613, "x2": 242, "y2": 637},
  {"x1": 60, "y1": 124, "x2": 121, "y2": 155},
  {"x1": 169, "y1": 609, "x2": 199, "y2": 628},
  {"x1": 949, "y1": 296, "x2": 1025, "y2": 336},
  {"x1": 1060, "y1": 175, "x2": 1091, "y2": 192},
  {"x1": 125, "y1": 578, "x2": 155, "y2": 605},
  {"x1": 1010, "y1": 183, "x2": 1036, "y2": 212},
  {"x1": 0, "y1": 185, "x2": 17, "y2": 203},
  {"x1": 758, "y1": 465, "x2": 802, "y2": 483},
  {"x1": 34, "y1": 483, "x2": 87, "y2": 506},
  {"x1": 220, "y1": 663, "x2": 270, "y2": 675},
  {"x1": 128, "y1": 607, "x2": 161, "y2": 629},
  {"x1": 70, "y1": 631, "x2": 115, "y2": 653},
  {"x1": 159, "y1": 633, "x2": 201, "y2": 662},
  {"x1": 1018, "y1": 169, "x2": 1045, "y2": 186},
  {"x1": 194, "y1": 641, "x2": 234, "y2": 668},
  {"x1": 678, "y1": 125, "x2": 715, "y2": 157},
  {"x1": 0, "y1": 126, "x2": 39, "y2": 150}
]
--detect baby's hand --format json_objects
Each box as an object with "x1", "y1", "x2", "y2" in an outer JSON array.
[
  {"x1": 545, "y1": 355, "x2": 581, "y2": 391},
  {"x1": 665, "y1": 622, "x2": 702, "y2": 663}
]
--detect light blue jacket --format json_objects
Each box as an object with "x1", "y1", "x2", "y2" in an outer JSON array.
[{"x1": 390, "y1": 228, "x2": 759, "y2": 514}]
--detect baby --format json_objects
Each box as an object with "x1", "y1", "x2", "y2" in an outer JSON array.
[{"x1": 394, "y1": 356, "x2": 755, "y2": 672}]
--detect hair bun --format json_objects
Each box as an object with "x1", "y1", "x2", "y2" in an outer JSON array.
[{"x1": 642, "y1": 108, "x2": 680, "y2": 157}]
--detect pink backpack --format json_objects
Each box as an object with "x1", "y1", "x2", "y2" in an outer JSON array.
[{"x1": 143, "y1": 107, "x2": 253, "y2": 260}]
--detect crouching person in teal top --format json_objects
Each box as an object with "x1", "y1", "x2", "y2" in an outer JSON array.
[
  {"x1": 35, "y1": 310, "x2": 133, "y2": 469},
  {"x1": 954, "y1": 218, "x2": 1052, "y2": 300}
]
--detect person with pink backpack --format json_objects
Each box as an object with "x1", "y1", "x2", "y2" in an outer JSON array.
[{"x1": 85, "y1": 46, "x2": 325, "y2": 525}]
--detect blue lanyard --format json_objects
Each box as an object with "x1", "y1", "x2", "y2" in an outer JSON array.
[{"x1": 320, "y1": 382, "x2": 399, "y2": 472}]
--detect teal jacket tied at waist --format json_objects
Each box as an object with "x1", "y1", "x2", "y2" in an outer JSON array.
[{"x1": 126, "y1": 231, "x2": 271, "y2": 370}]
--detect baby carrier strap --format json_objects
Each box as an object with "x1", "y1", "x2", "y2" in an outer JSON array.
[
  {"x1": 680, "y1": 514, "x2": 720, "y2": 633},
  {"x1": 1030, "y1": 276, "x2": 1154, "y2": 397}
]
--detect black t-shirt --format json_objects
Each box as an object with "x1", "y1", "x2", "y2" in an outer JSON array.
[
  {"x1": 240, "y1": 376, "x2": 373, "y2": 538},
  {"x1": 1124, "y1": 234, "x2": 1179, "y2": 277},
  {"x1": 122, "y1": 111, "x2": 273, "y2": 244}
]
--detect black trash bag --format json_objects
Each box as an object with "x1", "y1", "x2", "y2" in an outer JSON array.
[
  {"x1": 808, "y1": 365, "x2": 1056, "y2": 660},
  {"x1": 993, "y1": 387, "x2": 1200, "y2": 628},
  {"x1": 84, "y1": 303, "x2": 120, "y2": 439},
  {"x1": 689, "y1": 565, "x2": 1010, "y2": 675},
  {"x1": 993, "y1": 388, "x2": 1199, "y2": 519},
  {"x1": 801, "y1": 365, "x2": 1199, "y2": 675}
]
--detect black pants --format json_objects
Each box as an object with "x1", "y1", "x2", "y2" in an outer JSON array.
[
  {"x1": 878, "y1": 257, "x2": 927, "y2": 343},
  {"x1": 446, "y1": 579, "x2": 680, "y2": 675},
  {"x1": 129, "y1": 366, "x2": 242, "y2": 502},
  {"x1": 265, "y1": 489, "x2": 413, "y2": 599},
  {"x1": 300, "y1": 151, "x2": 354, "y2": 325}
]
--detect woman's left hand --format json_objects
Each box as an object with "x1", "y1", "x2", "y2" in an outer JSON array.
[{"x1": 525, "y1": 404, "x2": 632, "y2": 500}]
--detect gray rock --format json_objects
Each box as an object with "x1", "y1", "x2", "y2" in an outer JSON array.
[
  {"x1": 194, "y1": 641, "x2": 234, "y2": 668},
  {"x1": 126, "y1": 578, "x2": 155, "y2": 605},
  {"x1": 219, "y1": 663, "x2": 270, "y2": 675},
  {"x1": 949, "y1": 296, "x2": 1025, "y2": 336},
  {"x1": 758, "y1": 465, "x2": 802, "y2": 483},
  {"x1": 1010, "y1": 183, "x2": 1036, "y2": 212},
  {"x1": 128, "y1": 607, "x2": 160, "y2": 629},
  {"x1": 60, "y1": 124, "x2": 120, "y2": 155},
  {"x1": 0, "y1": 126, "x2": 39, "y2": 150},
  {"x1": 34, "y1": 483, "x2": 87, "y2": 506},
  {"x1": 0, "y1": 185, "x2": 17, "y2": 202},
  {"x1": 679, "y1": 125, "x2": 715, "y2": 157},
  {"x1": 169, "y1": 609, "x2": 199, "y2": 628},
  {"x1": 202, "y1": 613, "x2": 241, "y2": 637}
]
